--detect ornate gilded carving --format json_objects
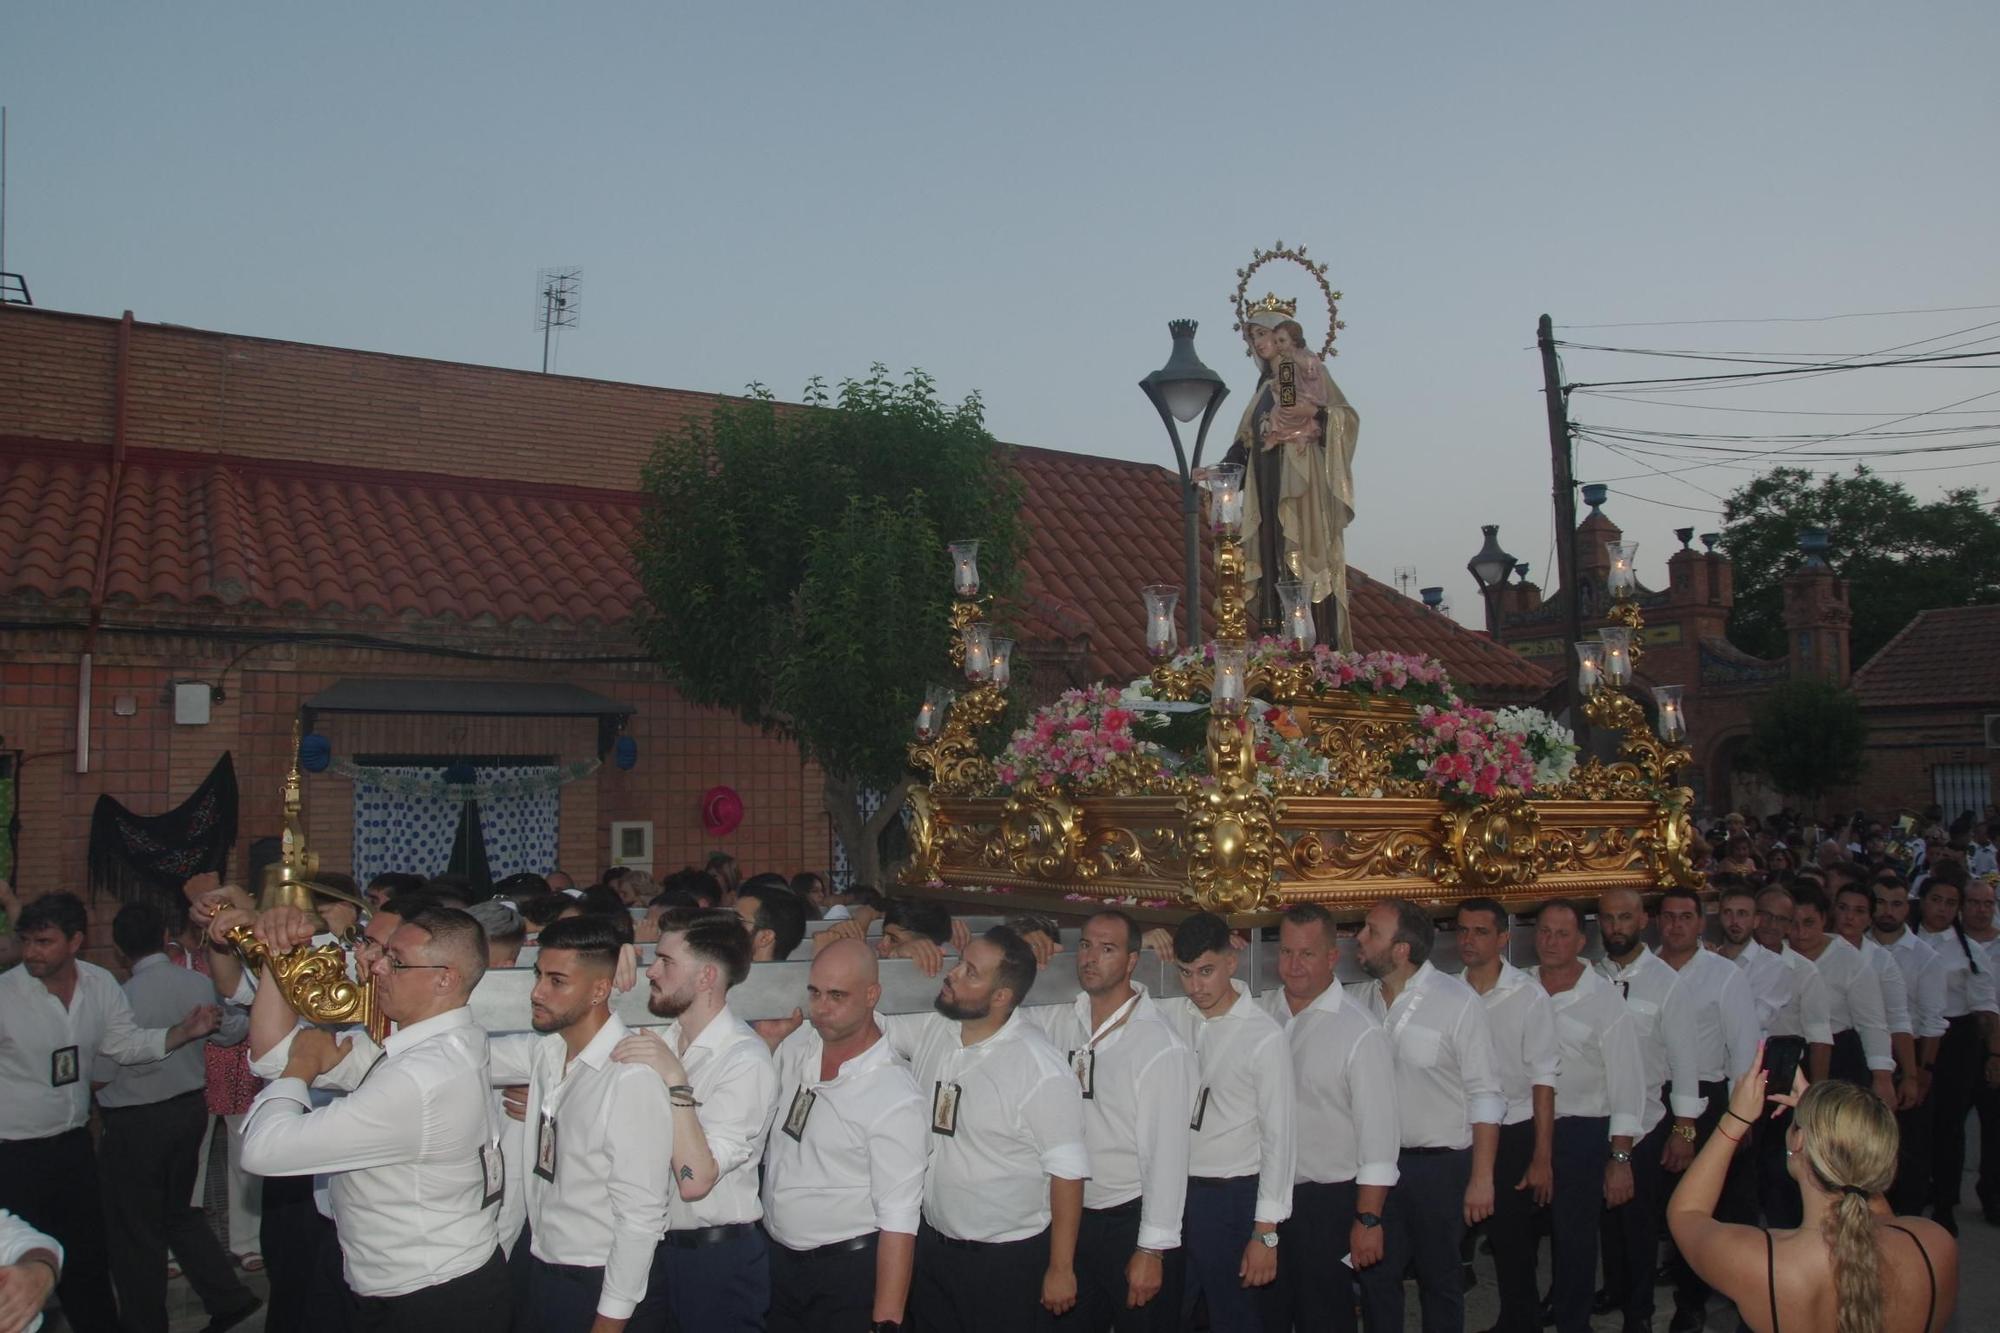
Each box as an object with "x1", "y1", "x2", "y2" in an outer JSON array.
[
  {"x1": 1286, "y1": 825, "x2": 1439, "y2": 883},
  {"x1": 1213, "y1": 536, "x2": 1251, "y2": 644},
  {"x1": 1438, "y1": 792, "x2": 1544, "y2": 892},
  {"x1": 903, "y1": 786, "x2": 942, "y2": 885},
  {"x1": 1001, "y1": 793, "x2": 1087, "y2": 881},
  {"x1": 227, "y1": 924, "x2": 377, "y2": 1038},
  {"x1": 1185, "y1": 714, "x2": 1285, "y2": 912},
  {"x1": 1298, "y1": 696, "x2": 1419, "y2": 796},
  {"x1": 1534, "y1": 824, "x2": 1636, "y2": 875}
]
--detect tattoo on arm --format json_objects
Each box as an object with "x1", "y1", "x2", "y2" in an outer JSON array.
[{"x1": 678, "y1": 1165, "x2": 693, "y2": 1182}]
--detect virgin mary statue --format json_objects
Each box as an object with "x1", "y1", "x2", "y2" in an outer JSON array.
[{"x1": 1223, "y1": 294, "x2": 1360, "y2": 650}]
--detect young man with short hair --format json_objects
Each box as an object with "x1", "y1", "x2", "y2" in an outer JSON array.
[{"x1": 735, "y1": 883, "x2": 809, "y2": 962}]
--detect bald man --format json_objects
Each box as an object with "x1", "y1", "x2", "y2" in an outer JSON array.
[{"x1": 762, "y1": 939, "x2": 925, "y2": 1332}]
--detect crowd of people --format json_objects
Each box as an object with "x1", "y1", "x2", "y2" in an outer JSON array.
[{"x1": 0, "y1": 807, "x2": 1987, "y2": 1333}]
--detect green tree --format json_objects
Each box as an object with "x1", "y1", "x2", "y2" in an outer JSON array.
[
  {"x1": 632, "y1": 367, "x2": 1023, "y2": 887},
  {"x1": 1744, "y1": 678, "x2": 1868, "y2": 805},
  {"x1": 1720, "y1": 465, "x2": 2000, "y2": 666}
]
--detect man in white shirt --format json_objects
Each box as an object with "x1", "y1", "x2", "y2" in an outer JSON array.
[
  {"x1": 1653, "y1": 886, "x2": 1762, "y2": 1332},
  {"x1": 1786, "y1": 883, "x2": 1894, "y2": 1101},
  {"x1": 0, "y1": 1209, "x2": 61, "y2": 1333},
  {"x1": 1961, "y1": 872, "x2": 2000, "y2": 1222},
  {"x1": 1142, "y1": 914, "x2": 1292, "y2": 1333},
  {"x1": 880, "y1": 925, "x2": 1089, "y2": 1333},
  {"x1": 0, "y1": 891, "x2": 218, "y2": 1333},
  {"x1": 1256, "y1": 904, "x2": 1397, "y2": 1333},
  {"x1": 611, "y1": 907, "x2": 779, "y2": 1332},
  {"x1": 1456, "y1": 897, "x2": 1556, "y2": 1333},
  {"x1": 1913, "y1": 862, "x2": 2000, "y2": 1234},
  {"x1": 1829, "y1": 877, "x2": 1922, "y2": 1104},
  {"x1": 1531, "y1": 899, "x2": 1644, "y2": 1333},
  {"x1": 1351, "y1": 897, "x2": 1502, "y2": 1333},
  {"x1": 241, "y1": 905, "x2": 510, "y2": 1332},
  {"x1": 762, "y1": 939, "x2": 925, "y2": 1333},
  {"x1": 1869, "y1": 870, "x2": 1947, "y2": 1215},
  {"x1": 1593, "y1": 887, "x2": 1700, "y2": 1333},
  {"x1": 500, "y1": 914, "x2": 676, "y2": 1331}
]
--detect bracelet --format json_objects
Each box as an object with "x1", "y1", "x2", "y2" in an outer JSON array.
[
  {"x1": 667, "y1": 1084, "x2": 696, "y2": 1098},
  {"x1": 1724, "y1": 1109, "x2": 1755, "y2": 1127},
  {"x1": 671, "y1": 1096, "x2": 701, "y2": 1109},
  {"x1": 1716, "y1": 1127, "x2": 1744, "y2": 1145}
]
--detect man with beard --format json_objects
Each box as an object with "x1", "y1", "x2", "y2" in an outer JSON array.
[
  {"x1": 1256, "y1": 903, "x2": 1397, "y2": 1333},
  {"x1": 881, "y1": 925, "x2": 1089, "y2": 1332},
  {"x1": 1869, "y1": 870, "x2": 1946, "y2": 1214},
  {"x1": 762, "y1": 939, "x2": 925, "y2": 1333},
  {"x1": 1349, "y1": 898, "x2": 1501, "y2": 1333},
  {"x1": 1592, "y1": 888, "x2": 1701, "y2": 1333},
  {"x1": 0, "y1": 891, "x2": 220, "y2": 1333},
  {"x1": 1022, "y1": 912, "x2": 1195, "y2": 1332},
  {"x1": 1711, "y1": 879, "x2": 1831, "y2": 1071},
  {"x1": 612, "y1": 907, "x2": 778, "y2": 1332},
  {"x1": 1830, "y1": 879, "x2": 1922, "y2": 1106},
  {"x1": 512, "y1": 915, "x2": 675, "y2": 1331}
]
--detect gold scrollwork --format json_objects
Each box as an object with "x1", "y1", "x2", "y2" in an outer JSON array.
[
  {"x1": 1186, "y1": 713, "x2": 1285, "y2": 913},
  {"x1": 1213, "y1": 537, "x2": 1251, "y2": 644},
  {"x1": 1534, "y1": 825, "x2": 1637, "y2": 875},
  {"x1": 1438, "y1": 793, "x2": 1544, "y2": 892},
  {"x1": 228, "y1": 925, "x2": 379, "y2": 1039},
  {"x1": 1001, "y1": 793, "x2": 1086, "y2": 880},
  {"x1": 1082, "y1": 825, "x2": 1186, "y2": 881},
  {"x1": 902, "y1": 787, "x2": 942, "y2": 885},
  {"x1": 1286, "y1": 825, "x2": 1438, "y2": 882}
]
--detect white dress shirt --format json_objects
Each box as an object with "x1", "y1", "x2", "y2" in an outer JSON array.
[
  {"x1": 1350, "y1": 960, "x2": 1504, "y2": 1150},
  {"x1": 764, "y1": 1020, "x2": 927, "y2": 1250},
  {"x1": 93, "y1": 953, "x2": 220, "y2": 1107},
  {"x1": 1801, "y1": 936, "x2": 1893, "y2": 1072},
  {"x1": 0, "y1": 961, "x2": 169, "y2": 1141},
  {"x1": 1158, "y1": 981, "x2": 1296, "y2": 1225},
  {"x1": 1260, "y1": 982, "x2": 1399, "y2": 1188},
  {"x1": 1878, "y1": 930, "x2": 1948, "y2": 1040},
  {"x1": 241, "y1": 1007, "x2": 501, "y2": 1298},
  {"x1": 661, "y1": 1005, "x2": 780, "y2": 1230},
  {"x1": 1471, "y1": 960, "x2": 1559, "y2": 1126},
  {"x1": 883, "y1": 1009, "x2": 1089, "y2": 1243},
  {"x1": 1758, "y1": 942, "x2": 1835, "y2": 1046},
  {"x1": 1858, "y1": 937, "x2": 1912, "y2": 1039},
  {"x1": 520, "y1": 1015, "x2": 675, "y2": 1320},
  {"x1": 1660, "y1": 947, "x2": 1762, "y2": 1088},
  {"x1": 1596, "y1": 946, "x2": 1702, "y2": 1131},
  {"x1": 1029, "y1": 984, "x2": 1196, "y2": 1250},
  {"x1": 1721, "y1": 940, "x2": 1787, "y2": 1034},
  {"x1": 1534, "y1": 966, "x2": 1646, "y2": 1140},
  {"x1": 1918, "y1": 927, "x2": 2000, "y2": 1018},
  {"x1": 0, "y1": 1208, "x2": 61, "y2": 1333}
]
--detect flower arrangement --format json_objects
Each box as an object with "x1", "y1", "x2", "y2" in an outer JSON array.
[
  {"x1": 1391, "y1": 702, "x2": 1540, "y2": 801},
  {"x1": 1141, "y1": 640, "x2": 1458, "y2": 709},
  {"x1": 1493, "y1": 707, "x2": 1579, "y2": 792},
  {"x1": 995, "y1": 685, "x2": 1178, "y2": 794}
]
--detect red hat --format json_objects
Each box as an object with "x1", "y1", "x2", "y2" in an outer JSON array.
[{"x1": 700, "y1": 786, "x2": 744, "y2": 837}]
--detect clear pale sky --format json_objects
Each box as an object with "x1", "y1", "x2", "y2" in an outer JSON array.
[{"x1": 7, "y1": 4, "x2": 1997, "y2": 626}]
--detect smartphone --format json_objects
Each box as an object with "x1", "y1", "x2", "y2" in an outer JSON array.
[{"x1": 1762, "y1": 1035, "x2": 1806, "y2": 1092}]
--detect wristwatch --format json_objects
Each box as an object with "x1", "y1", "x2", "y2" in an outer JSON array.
[
  {"x1": 1256, "y1": 1230, "x2": 1280, "y2": 1249},
  {"x1": 1610, "y1": 1149, "x2": 1633, "y2": 1164},
  {"x1": 1356, "y1": 1212, "x2": 1382, "y2": 1228}
]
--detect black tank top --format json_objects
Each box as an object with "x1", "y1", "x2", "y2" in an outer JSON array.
[{"x1": 1761, "y1": 1224, "x2": 1936, "y2": 1333}]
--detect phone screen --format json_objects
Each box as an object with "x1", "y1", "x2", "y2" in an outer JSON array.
[{"x1": 1762, "y1": 1035, "x2": 1806, "y2": 1093}]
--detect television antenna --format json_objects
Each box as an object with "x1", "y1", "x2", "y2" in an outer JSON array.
[
  {"x1": 0, "y1": 107, "x2": 29, "y2": 306},
  {"x1": 1393, "y1": 565, "x2": 1418, "y2": 598},
  {"x1": 535, "y1": 268, "x2": 580, "y2": 373}
]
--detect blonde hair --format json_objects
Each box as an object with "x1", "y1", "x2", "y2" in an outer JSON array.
[{"x1": 1793, "y1": 1080, "x2": 1900, "y2": 1333}]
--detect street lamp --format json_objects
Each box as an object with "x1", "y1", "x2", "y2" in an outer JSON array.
[
  {"x1": 1140, "y1": 320, "x2": 1231, "y2": 650},
  {"x1": 1466, "y1": 524, "x2": 1516, "y2": 634}
]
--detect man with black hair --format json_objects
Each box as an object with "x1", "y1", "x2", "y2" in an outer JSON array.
[
  {"x1": 1787, "y1": 882, "x2": 1893, "y2": 1099},
  {"x1": 96, "y1": 901, "x2": 261, "y2": 1333},
  {"x1": 366, "y1": 872, "x2": 427, "y2": 909},
  {"x1": 0, "y1": 891, "x2": 220, "y2": 1333},
  {"x1": 613, "y1": 908, "x2": 778, "y2": 1332},
  {"x1": 1021, "y1": 911, "x2": 1195, "y2": 1332},
  {"x1": 1146, "y1": 912, "x2": 1292, "y2": 1333},
  {"x1": 877, "y1": 925, "x2": 1089, "y2": 1333},
  {"x1": 880, "y1": 897, "x2": 953, "y2": 951},
  {"x1": 706, "y1": 852, "x2": 741, "y2": 904},
  {"x1": 1350, "y1": 897, "x2": 1501, "y2": 1333},
  {"x1": 1830, "y1": 879, "x2": 1921, "y2": 1104},
  {"x1": 241, "y1": 906, "x2": 511, "y2": 1331},
  {"x1": 1868, "y1": 869, "x2": 1947, "y2": 1215},
  {"x1": 512, "y1": 915, "x2": 675, "y2": 1331},
  {"x1": 736, "y1": 882, "x2": 809, "y2": 962},
  {"x1": 524, "y1": 891, "x2": 581, "y2": 936}
]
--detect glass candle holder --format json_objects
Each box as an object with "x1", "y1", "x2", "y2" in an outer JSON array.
[
  {"x1": 915, "y1": 685, "x2": 955, "y2": 740},
  {"x1": 1211, "y1": 644, "x2": 1249, "y2": 716},
  {"x1": 1193, "y1": 464, "x2": 1246, "y2": 537},
  {"x1": 990, "y1": 637, "x2": 1014, "y2": 690},
  {"x1": 1276, "y1": 578, "x2": 1315, "y2": 651},
  {"x1": 1141, "y1": 585, "x2": 1181, "y2": 661},
  {"x1": 1652, "y1": 684, "x2": 1687, "y2": 741},
  {"x1": 962, "y1": 622, "x2": 994, "y2": 682},
  {"x1": 948, "y1": 539, "x2": 981, "y2": 598},
  {"x1": 1605, "y1": 541, "x2": 1639, "y2": 599},
  {"x1": 1598, "y1": 626, "x2": 1634, "y2": 686},
  {"x1": 1575, "y1": 640, "x2": 1602, "y2": 693}
]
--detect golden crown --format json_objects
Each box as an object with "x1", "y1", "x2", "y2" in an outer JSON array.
[{"x1": 1245, "y1": 293, "x2": 1298, "y2": 319}]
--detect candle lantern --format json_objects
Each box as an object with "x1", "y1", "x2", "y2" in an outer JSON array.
[
  {"x1": 1652, "y1": 685, "x2": 1687, "y2": 741},
  {"x1": 1605, "y1": 541, "x2": 1639, "y2": 599},
  {"x1": 1574, "y1": 640, "x2": 1602, "y2": 693},
  {"x1": 1211, "y1": 644, "x2": 1249, "y2": 716},
  {"x1": 915, "y1": 684, "x2": 955, "y2": 740},
  {"x1": 947, "y1": 539, "x2": 981, "y2": 598},
  {"x1": 1276, "y1": 579, "x2": 1315, "y2": 650},
  {"x1": 1193, "y1": 464, "x2": 1246, "y2": 537},
  {"x1": 1141, "y1": 585, "x2": 1181, "y2": 661},
  {"x1": 961, "y1": 622, "x2": 994, "y2": 682},
  {"x1": 990, "y1": 638, "x2": 1014, "y2": 689},
  {"x1": 1598, "y1": 626, "x2": 1634, "y2": 687}
]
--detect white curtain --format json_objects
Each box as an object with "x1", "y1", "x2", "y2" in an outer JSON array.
[{"x1": 352, "y1": 765, "x2": 559, "y2": 884}]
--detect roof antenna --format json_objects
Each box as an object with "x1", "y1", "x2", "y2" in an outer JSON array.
[
  {"x1": 0, "y1": 106, "x2": 28, "y2": 306},
  {"x1": 536, "y1": 267, "x2": 579, "y2": 372}
]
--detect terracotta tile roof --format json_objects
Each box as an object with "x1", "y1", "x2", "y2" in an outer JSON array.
[
  {"x1": 0, "y1": 440, "x2": 1550, "y2": 698},
  {"x1": 1851, "y1": 605, "x2": 2000, "y2": 709}
]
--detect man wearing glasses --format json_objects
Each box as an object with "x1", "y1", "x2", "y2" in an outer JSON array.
[{"x1": 240, "y1": 906, "x2": 512, "y2": 1331}]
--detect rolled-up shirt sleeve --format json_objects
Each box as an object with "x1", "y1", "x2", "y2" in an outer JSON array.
[
  {"x1": 0, "y1": 1207, "x2": 61, "y2": 1269},
  {"x1": 486, "y1": 1032, "x2": 538, "y2": 1085},
  {"x1": 1717, "y1": 968, "x2": 1762, "y2": 1083},
  {"x1": 598, "y1": 1067, "x2": 678, "y2": 1320},
  {"x1": 247, "y1": 1025, "x2": 381, "y2": 1091},
  {"x1": 1523, "y1": 990, "x2": 1559, "y2": 1091},
  {"x1": 1133, "y1": 1043, "x2": 1196, "y2": 1251},
  {"x1": 240, "y1": 1064, "x2": 426, "y2": 1177},
  {"x1": 1020, "y1": 1068, "x2": 1089, "y2": 1181},
  {"x1": 697, "y1": 1044, "x2": 780, "y2": 1180},
  {"x1": 1254, "y1": 1029, "x2": 1297, "y2": 1224},
  {"x1": 1659, "y1": 991, "x2": 1706, "y2": 1119},
  {"x1": 1849, "y1": 961, "x2": 1894, "y2": 1073},
  {"x1": 1603, "y1": 1008, "x2": 1647, "y2": 1141},
  {"x1": 1877, "y1": 953, "x2": 1912, "y2": 1038},
  {"x1": 865, "y1": 1084, "x2": 929, "y2": 1237},
  {"x1": 1349, "y1": 1026, "x2": 1402, "y2": 1188},
  {"x1": 1910, "y1": 954, "x2": 1948, "y2": 1039},
  {"x1": 1455, "y1": 995, "x2": 1505, "y2": 1126}
]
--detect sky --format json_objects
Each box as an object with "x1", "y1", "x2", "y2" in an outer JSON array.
[{"x1": 7, "y1": 3, "x2": 1999, "y2": 626}]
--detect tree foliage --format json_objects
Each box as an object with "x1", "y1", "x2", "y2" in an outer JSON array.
[
  {"x1": 1720, "y1": 465, "x2": 2000, "y2": 666},
  {"x1": 632, "y1": 367, "x2": 1024, "y2": 880},
  {"x1": 1744, "y1": 678, "x2": 1868, "y2": 804}
]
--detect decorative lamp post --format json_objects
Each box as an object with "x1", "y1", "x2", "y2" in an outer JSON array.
[
  {"x1": 990, "y1": 638, "x2": 1014, "y2": 690},
  {"x1": 1142, "y1": 585, "x2": 1181, "y2": 661},
  {"x1": 948, "y1": 540, "x2": 981, "y2": 597},
  {"x1": 1139, "y1": 321, "x2": 1231, "y2": 650},
  {"x1": 1605, "y1": 541, "x2": 1639, "y2": 599},
  {"x1": 915, "y1": 685, "x2": 954, "y2": 741},
  {"x1": 961, "y1": 623, "x2": 994, "y2": 682},
  {"x1": 1466, "y1": 524, "x2": 1516, "y2": 634},
  {"x1": 1211, "y1": 644, "x2": 1249, "y2": 716},
  {"x1": 1652, "y1": 685, "x2": 1687, "y2": 741},
  {"x1": 1277, "y1": 578, "x2": 1316, "y2": 650},
  {"x1": 1598, "y1": 626, "x2": 1634, "y2": 687},
  {"x1": 1574, "y1": 640, "x2": 1602, "y2": 693}
]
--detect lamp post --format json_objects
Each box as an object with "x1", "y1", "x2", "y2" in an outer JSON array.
[
  {"x1": 1466, "y1": 524, "x2": 1516, "y2": 636},
  {"x1": 1140, "y1": 320, "x2": 1231, "y2": 651}
]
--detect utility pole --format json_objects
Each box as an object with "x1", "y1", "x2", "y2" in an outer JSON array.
[{"x1": 1539, "y1": 313, "x2": 1588, "y2": 746}]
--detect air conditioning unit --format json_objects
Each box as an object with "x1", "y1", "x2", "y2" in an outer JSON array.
[{"x1": 1985, "y1": 715, "x2": 2000, "y2": 749}]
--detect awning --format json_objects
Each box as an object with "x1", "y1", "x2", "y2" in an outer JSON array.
[{"x1": 302, "y1": 678, "x2": 635, "y2": 756}]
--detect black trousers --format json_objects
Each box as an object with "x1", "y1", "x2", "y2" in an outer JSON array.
[
  {"x1": 1755, "y1": 1099, "x2": 1803, "y2": 1228},
  {"x1": 261, "y1": 1173, "x2": 350, "y2": 1333},
  {"x1": 1976, "y1": 1076, "x2": 2000, "y2": 1212},
  {"x1": 910, "y1": 1221, "x2": 1051, "y2": 1333},
  {"x1": 1050, "y1": 1200, "x2": 1182, "y2": 1333},
  {"x1": 1598, "y1": 1116, "x2": 1668, "y2": 1329},
  {"x1": 1357, "y1": 1147, "x2": 1468, "y2": 1333},
  {"x1": 1256, "y1": 1178, "x2": 1356, "y2": 1333},
  {"x1": 1890, "y1": 1075, "x2": 1933, "y2": 1218},
  {"x1": 766, "y1": 1232, "x2": 879, "y2": 1333},
  {"x1": 0, "y1": 1127, "x2": 120, "y2": 1333},
  {"x1": 350, "y1": 1249, "x2": 512, "y2": 1333},
  {"x1": 1665, "y1": 1079, "x2": 1757, "y2": 1321},
  {"x1": 1546, "y1": 1117, "x2": 1609, "y2": 1333},
  {"x1": 1828, "y1": 1027, "x2": 1869, "y2": 1087},
  {"x1": 99, "y1": 1090, "x2": 256, "y2": 1332},
  {"x1": 650, "y1": 1224, "x2": 769, "y2": 1333},
  {"x1": 1181, "y1": 1175, "x2": 1259, "y2": 1333},
  {"x1": 1927, "y1": 1013, "x2": 1983, "y2": 1220},
  {"x1": 1484, "y1": 1120, "x2": 1541, "y2": 1333},
  {"x1": 525, "y1": 1250, "x2": 675, "y2": 1333}
]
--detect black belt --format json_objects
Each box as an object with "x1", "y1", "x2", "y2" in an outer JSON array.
[
  {"x1": 778, "y1": 1233, "x2": 877, "y2": 1258},
  {"x1": 101, "y1": 1088, "x2": 206, "y2": 1113},
  {"x1": 1085, "y1": 1197, "x2": 1142, "y2": 1218},
  {"x1": 1188, "y1": 1175, "x2": 1254, "y2": 1189},
  {"x1": 663, "y1": 1222, "x2": 759, "y2": 1249},
  {"x1": 1401, "y1": 1145, "x2": 1461, "y2": 1157},
  {"x1": 532, "y1": 1257, "x2": 602, "y2": 1282},
  {"x1": 921, "y1": 1221, "x2": 1045, "y2": 1251}
]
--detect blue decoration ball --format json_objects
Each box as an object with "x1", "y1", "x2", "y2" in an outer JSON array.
[
  {"x1": 614, "y1": 735, "x2": 639, "y2": 770},
  {"x1": 299, "y1": 732, "x2": 332, "y2": 773},
  {"x1": 443, "y1": 761, "x2": 478, "y2": 786}
]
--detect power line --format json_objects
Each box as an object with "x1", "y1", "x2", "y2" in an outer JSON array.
[
  {"x1": 1565, "y1": 349, "x2": 2000, "y2": 393},
  {"x1": 1558, "y1": 302, "x2": 2000, "y2": 330}
]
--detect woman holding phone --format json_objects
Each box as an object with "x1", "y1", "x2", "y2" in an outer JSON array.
[{"x1": 1668, "y1": 1050, "x2": 1956, "y2": 1333}]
